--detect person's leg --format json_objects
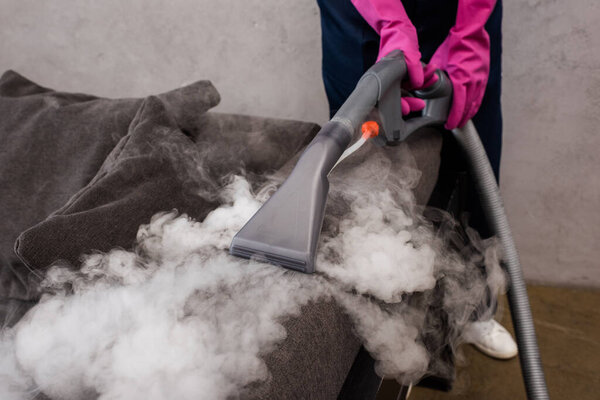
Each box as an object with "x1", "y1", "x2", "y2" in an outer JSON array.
[
  {"x1": 317, "y1": 0, "x2": 514, "y2": 358},
  {"x1": 409, "y1": 0, "x2": 502, "y2": 238},
  {"x1": 316, "y1": 0, "x2": 379, "y2": 118},
  {"x1": 457, "y1": 1, "x2": 516, "y2": 360},
  {"x1": 467, "y1": 0, "x2": 503, "y2": 239},
  {"x1": 403, "y1": 0, "x2": 513, "y2": 358},
  {"x1": 473, "y1": 0, "x2": 503, "y2": 182}
]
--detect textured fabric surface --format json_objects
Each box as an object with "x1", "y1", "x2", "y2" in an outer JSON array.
[
  {"x1": 14, "y1": 98, "x2": 320, "y2": 280},
  {"x1": 1, "y1": 72, "x2": 442, "y2": 399},
  {"x1": 0, "y1": 70, "x2": 221, "y2": 300}
]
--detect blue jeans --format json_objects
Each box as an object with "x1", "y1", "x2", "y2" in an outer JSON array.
[{"x1": 317, "y1": 0, "x2": 503, "y2": 236}]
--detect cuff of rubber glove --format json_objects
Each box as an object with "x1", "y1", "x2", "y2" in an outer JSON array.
[{"x1": 445, "y1": 79, "x2": 467, "y2": 130}]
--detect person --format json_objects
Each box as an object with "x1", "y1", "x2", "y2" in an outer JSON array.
[{"x1": 316, "y1": 0, "x2": 517, "y2": 360}]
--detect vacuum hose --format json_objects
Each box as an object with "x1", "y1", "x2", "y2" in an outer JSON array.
[{"x1": 453, "y1": 121, "x2": 550, "y2": 400}]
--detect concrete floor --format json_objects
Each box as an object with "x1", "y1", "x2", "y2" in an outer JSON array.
[{"x1": 378, "y1": 285, "x2": 600, "y2": 399}]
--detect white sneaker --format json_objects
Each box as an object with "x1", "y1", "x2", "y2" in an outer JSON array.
[{"x1": 463, "y1": 319, "x2": 518, "y2": 360}]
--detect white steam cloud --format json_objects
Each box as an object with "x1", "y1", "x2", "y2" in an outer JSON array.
[{"x1": 0, "y1": 151, "x2": 503, "y2": 399}]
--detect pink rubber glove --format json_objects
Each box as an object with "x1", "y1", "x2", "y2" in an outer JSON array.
[
  {"x1": 424, "y1": 0, "x2": 497, "y2": 129},
  {"x1": 351, "y1": 0, "x2": 426, "y2": 116}
]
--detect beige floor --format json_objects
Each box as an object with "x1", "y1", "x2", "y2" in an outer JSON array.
[{"x1": 378, "y1": 285, "x2": 600, "y2": 399}]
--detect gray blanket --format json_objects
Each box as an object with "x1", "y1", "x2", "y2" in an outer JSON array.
[{"x1": 0, "y1": 70, "x2": 318, "y2": 303}]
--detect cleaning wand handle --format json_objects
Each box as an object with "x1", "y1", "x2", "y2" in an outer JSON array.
[
  {"x1": 373, "y1": 68, "x2": 453, "y2": 146},
  {"x1": 329, "y1": 49, "x2": 408, "y2": 139},
  {"x1": 291, "y1": 50, "x2": 410, "y2": 180}
]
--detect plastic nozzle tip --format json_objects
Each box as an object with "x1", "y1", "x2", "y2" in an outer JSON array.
[{"x1": 361, "y1": 121, "x2": 379, "y2": 139}]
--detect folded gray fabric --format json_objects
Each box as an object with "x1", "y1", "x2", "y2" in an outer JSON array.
[
  {"x1": 0, "y1": 70, "x2": 220, "y2": 300},
  {"x1": 15, "y1": 96, "x2": 319, "y2": 277}
]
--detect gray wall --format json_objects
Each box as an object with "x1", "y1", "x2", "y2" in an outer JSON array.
[
  {"x1": 0, "y1": 0, "x2": 329, "y2": 122},
  {"x1": 501, "y1": 0, "x2": 600, "y2": 287},
  {"x1": 1, "y1": 0, "x2": 598, "y2": 287}
]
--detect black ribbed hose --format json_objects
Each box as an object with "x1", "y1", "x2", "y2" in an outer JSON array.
[{"x1": 452, "y1": 121, "x2": 550, "y2": 400}]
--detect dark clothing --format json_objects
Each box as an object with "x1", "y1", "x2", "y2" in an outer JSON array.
[
  {"x1": 317, "y1": 0, "x2": 503, "y2": 236},
  {"x1": 317, "y1": 0, "x2": 458, "y2": 116}
]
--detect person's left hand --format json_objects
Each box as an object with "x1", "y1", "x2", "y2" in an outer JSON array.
[{"x1": 424, "y1": 27, "x2": 491, "y2": 129}]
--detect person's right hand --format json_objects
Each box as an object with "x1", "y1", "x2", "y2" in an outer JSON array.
[
  {"x1": 423, "y1": 27, "x2": 491, "y2": 129},
  {"x1": 351, "y1": 0, "x2": 426, "y2": 115},
  {"x1": 422, "y1": 0, "x2": 497, "y2": 129}
]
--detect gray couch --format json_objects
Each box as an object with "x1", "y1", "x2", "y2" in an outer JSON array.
[{"x1": 0, "y1": 70, "x2": 442, "y2": 399}]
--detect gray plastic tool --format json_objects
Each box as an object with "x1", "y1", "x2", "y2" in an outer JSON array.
[{"x1": 229, "y1": 51, "x2": 451, "y2": 273}]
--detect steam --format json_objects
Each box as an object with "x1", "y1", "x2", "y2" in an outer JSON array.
[
  {"x1": 318, "y1": 189, "x2": 437, "y2": 301},
  {"x1": 0, "y1": 158, "x2": 504, "y2": 399}
]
